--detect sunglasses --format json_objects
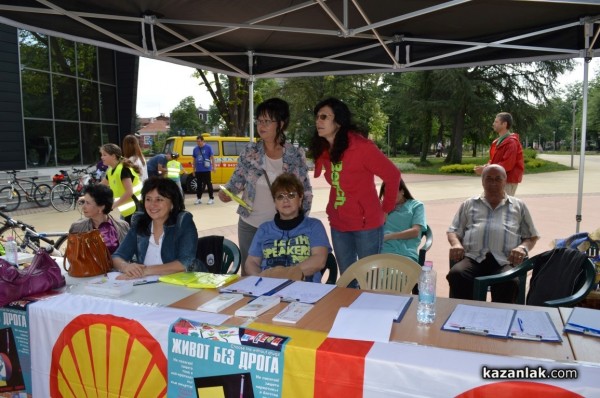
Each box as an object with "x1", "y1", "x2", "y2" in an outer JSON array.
[
  {"x1": 315, "y1": 113, "x2": 333, "y2": 121},
  {"x1": 275, "y1": 192, "x2": 298, "y2": 201}
]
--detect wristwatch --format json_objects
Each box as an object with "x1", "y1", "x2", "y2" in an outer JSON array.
[{"x1": 518, "y1": 245, "x2": 529, "y2": 256}]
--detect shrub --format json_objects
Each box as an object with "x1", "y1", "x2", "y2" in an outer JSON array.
[
  {"x1": 439, "y1": 164, "x2": 477, "y2": 174},
  {"x1": 523, "y1": 148, "x2": 537, "y2": 160},
  {"x1": 395, "y1": 162, "x2": 417, "y2": 171},
  {"x1": 525, "y1": 158, "x2": 545, "y2": 168}
]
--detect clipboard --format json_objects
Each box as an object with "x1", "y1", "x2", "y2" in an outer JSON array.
[
  {"x1": 564, "y1": 307, "x2": 600, "y2": 338},
  {"x1": 219, "y1": 185, "x2": 252, "y2": 211}
]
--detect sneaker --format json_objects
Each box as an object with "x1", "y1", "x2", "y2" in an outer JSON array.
[
  {"x1": 207, "y1": 199, "x2": 214, "y2": 205},
  {"x1": 194, "y1": 199, "x2": 202, "y2": 205}
]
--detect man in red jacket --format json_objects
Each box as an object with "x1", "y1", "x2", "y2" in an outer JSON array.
[{"x1": 475, "y1": 112, "x2": 524, "y2": 196}]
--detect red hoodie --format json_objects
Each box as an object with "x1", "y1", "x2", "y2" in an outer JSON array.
[
  {"x1": 314, "y1": 132, "x2": 401, "y2": 231},
  {"x1": 489, "y1": 132, "x2": 524, "y2": 184}
]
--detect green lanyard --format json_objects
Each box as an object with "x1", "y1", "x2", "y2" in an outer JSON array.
[{"x1": 496, "y1": 132, "x2": 511, "y2": 147}]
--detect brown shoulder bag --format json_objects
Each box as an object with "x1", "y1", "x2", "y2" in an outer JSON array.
[{"x1": 63, "y1": 229, "x2": 112, "y2": 277}]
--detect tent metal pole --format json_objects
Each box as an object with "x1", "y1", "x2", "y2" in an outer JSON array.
[
  {"x1": 248, "y1": 51, "x2": 255, "y2": 142},
  {"x1": 575, "y1": 23, "x2": 593, "y2": 233}
]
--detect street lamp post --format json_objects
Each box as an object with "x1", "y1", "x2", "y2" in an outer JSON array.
[
  {"x1": 571, "y1": 100, "x2": 577, "y2": 168},
  {"x1": 553, "y1": 130, "x2": 556, "y2": 151},
  {"x1": 387, "y1": 123, "x2": 390, "y2": 157},
  {"x1": 539, "y1": 133, "x2": 541, "y2": 151}
]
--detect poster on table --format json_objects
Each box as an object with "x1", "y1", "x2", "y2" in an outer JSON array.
[
  {"x1": 0, "y1": 302, "x2": 30, "y2": 396},
  {"x1": 168, "y1": 318, "x2": 289, "y2": 398},
  {"x1": 27, "y1": 294, "x2": 228, "y2": 398}
]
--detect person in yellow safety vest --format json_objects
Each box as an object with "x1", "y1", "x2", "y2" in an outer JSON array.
[
  {"x1": 100, "y1": 143, "x2": 143, "y2": 225},
  {"x1": 166, "y1": 151, "x2": 184, "y2": 195}
]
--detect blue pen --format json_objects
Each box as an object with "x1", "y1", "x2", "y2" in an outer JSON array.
[
  {"x1": 254, "y1": 277, "x2": 263, "y2": 287},
  {"x1": 517, "y1": 317, "x2": 524, "y2": 332}
]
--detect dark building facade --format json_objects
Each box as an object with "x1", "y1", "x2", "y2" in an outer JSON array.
[{"x1": 0, "y1": 23, "x2": 138, "y2": 171}]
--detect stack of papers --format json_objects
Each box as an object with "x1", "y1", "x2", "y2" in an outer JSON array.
[
  {"x1": 235, "y1": 296, "x2": 281, "y2": 317},
  {"x1": 272, "y1": 302, "x2": 314, "y2": 324},
  {"x1": 443, "y1": 304, "x2": 561, "y2": 341},
  {"x1": 564, "y1": 307, "x2": 600, "y2": 338},
  {"x1": 197, "y1": 293, "x2": 245, "y2": 313},
  {"x1": 84, "y1": 277, "x2": 133, "y2": 297}
]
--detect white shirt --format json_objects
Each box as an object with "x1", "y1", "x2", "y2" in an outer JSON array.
[
  {"x1": 243, "y1": 155, "x2": 283, "y2": 228},
  {"x1": 144, "y1": 223, "x2": 164, "y2": 266},
  {"x1": 130, "y1": 156, "x2": 148, "y2": 182}
]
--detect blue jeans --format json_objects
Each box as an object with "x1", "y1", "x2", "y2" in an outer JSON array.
[{"x1": 331, "y1": 226, "x2": 384, "y2": 282}]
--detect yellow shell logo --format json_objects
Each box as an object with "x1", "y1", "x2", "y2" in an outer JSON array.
[{"x1": 50, "y1": 314, "x2": 167, "y2": 397}]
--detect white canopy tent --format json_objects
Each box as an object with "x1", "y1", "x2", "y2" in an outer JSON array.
[{"x1": 1, "y1": 0, "x2": 599, "y2": 231}]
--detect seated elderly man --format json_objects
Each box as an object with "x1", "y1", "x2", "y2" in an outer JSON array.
[{"x1": 446, "y1": 164, "x2": 539, "y2": 303}]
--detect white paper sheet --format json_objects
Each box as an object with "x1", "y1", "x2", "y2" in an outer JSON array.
[
  {"x1": 349, "y1": 292, "x2": 412, "y2": 321},
  {"x1": 509, "y1": 310, "x2": 562, "y2": 342},
  {"x1": 443, "y1": 304, "x2": 514, "y2": 337},
  {"x1": 270, "y1": 281, "x2": 336, "y2": 303},
  {"x1": 328, "y1": 307, "x2": 396, "y2": 343}
]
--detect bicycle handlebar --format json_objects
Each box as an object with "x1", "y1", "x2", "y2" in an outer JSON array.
[{"x1": 0, "y1": 208, "x2": 56, "y2": 245}]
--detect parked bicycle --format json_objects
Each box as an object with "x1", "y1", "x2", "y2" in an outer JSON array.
[
  {"x1": 0, "y1": 205, "x2": 68, "y2": 255},
  {"x1": 0, "y1": 170, "x2": 52, "y2": 212},
  {"x1": 50, "y1": 166, "x2": 100, "y2": 212}
]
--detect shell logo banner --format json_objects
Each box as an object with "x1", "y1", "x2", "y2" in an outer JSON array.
[{"x1": 28, "y1": 294, "x2": 229, "y2": 397}]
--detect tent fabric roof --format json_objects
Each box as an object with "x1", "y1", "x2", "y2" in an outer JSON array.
[{"x1": 1, "y1": 0, "x2": 599, "y2": 78}]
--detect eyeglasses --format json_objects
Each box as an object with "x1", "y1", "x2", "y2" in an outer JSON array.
[
  {"x1": 256, "y1": 119, "x2": 276, "y2": 126},
  {"x1": 77, "y1": 199, "x2": 94, "y2": 206},
  {"x1": 315, "y1": 113, "x2": 333, "y2": 121},
  {"x1": 275, "y1": 192, "x2": 298, "y2": 201}
]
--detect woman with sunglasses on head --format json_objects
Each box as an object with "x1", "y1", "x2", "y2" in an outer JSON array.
[
  {"x1": 218, "y1": 98, "x2": 312, "y2": 275},
  {"x1": 100, "y1": 143, "x2": 143, "y2": 225},
  {"x1": 112, "y1": 177, "x2": 204, "y2": 279},
  {"x1": 309, "y1": 97, "x2": 401, "y2": 283},
  {"x1": 68, "y1": 184, "x2": 129, "y2": 254},
  {"x1": 245, "y1": 173, "x2": 330, "y2": 282}
]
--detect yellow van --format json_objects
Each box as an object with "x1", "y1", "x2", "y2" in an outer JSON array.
[{"x1": 163, "y1": 134, "x2": 250, "y2": 193}]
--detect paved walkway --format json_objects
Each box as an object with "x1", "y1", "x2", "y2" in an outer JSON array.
[{"x1": 7, "y1": 154, "x2": 600, "y2": 298}]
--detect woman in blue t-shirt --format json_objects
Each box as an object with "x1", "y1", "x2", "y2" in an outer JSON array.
[
  {"x1": 246, "y1": 173, "x2": 331, "y2": 282},
  {"x1": 380, "y1": 180, "x2": 427, "y2": 263}
]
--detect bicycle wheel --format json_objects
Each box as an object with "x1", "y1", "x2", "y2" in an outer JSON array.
[
  {"x1": 0, "y1": 186, "x2": 21, "y2": 212},
  {"x1": 34, "y1": 183, "x2": 52, "y2": 207},
  {"x1": 51, "y1": 184, "x2": 76, "y2": 212},
  {"x1": 0, "y1": 225, "x2": 38, "y2": 253}
]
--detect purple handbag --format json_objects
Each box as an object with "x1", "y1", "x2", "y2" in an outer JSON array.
[{"x1": 0, "y1": 250, "x2": 66, "y2": 307}]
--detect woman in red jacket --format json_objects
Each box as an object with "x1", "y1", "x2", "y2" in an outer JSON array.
[{"x1": 309, "y1": 98, "x2": 401, "y2": 284}]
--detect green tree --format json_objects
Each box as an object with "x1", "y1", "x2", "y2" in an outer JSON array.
[
  {"x1": 170, "y1": 96, "x2": 204, "y2": 136},
  {"x1": 195, "y1": 71, "x2": 249, "y2": 136}
]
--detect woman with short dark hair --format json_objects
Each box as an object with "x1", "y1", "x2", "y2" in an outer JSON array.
[
  {"x1": 218, "y1": 98, "x2": 312, "y2": 275},
  {"x1": 68, "y1": 184, "x2": 130, "y2": 254},
  {"x1": 112, "y1": 177, "x2": 203, "y2": 278}
]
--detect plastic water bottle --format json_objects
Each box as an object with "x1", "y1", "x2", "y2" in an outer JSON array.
[
  {"x1": 4, "y1": 236, "x2": 18, "y2": 266},
  {"x1": 417, "y1": 261, "x2": 436, "y2": 325}
]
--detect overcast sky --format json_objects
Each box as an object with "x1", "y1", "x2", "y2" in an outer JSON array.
[{"x1": 135, "y1": 57, "x2": 600, "y2": 118}]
